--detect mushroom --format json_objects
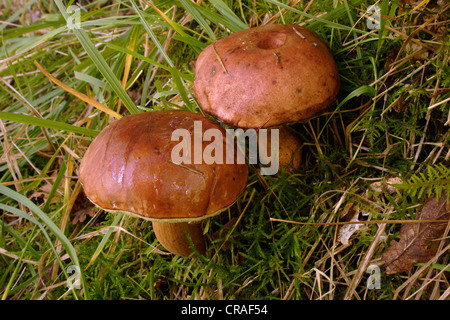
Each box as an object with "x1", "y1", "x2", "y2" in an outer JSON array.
[
  {"x1": 193, "y1": 23, "x2": 340, "y2": 129},
  {"x1": 193, "y1": 24, "x2": 339, "y2": 174},
  {"x1": 79, "y1": 110, "x2": 248, "y2": 257}
]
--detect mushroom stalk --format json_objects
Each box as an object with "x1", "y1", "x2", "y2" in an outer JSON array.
[
  {"x1": 152, "y1": 221, "x2": 206, "y2": 257},
  {"x1": 258, "y1": 126, "x2": 302, "y2": 174}
]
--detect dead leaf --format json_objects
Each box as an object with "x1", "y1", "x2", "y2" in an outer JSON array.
[
  {"x1": 337, "y1": 202, "x2": 364, "y2": 245},
  {"x1": 381, "y1": 193, "x2": 450, "y2": 275},
  {"x1": 71, "y1": 191, "x2": 97, "y2": 224},
  {"x1": 29, "y1": 183, "x2": 54, "y2": 201},
  {"x1": 337, "y1": 177, "x2": 402, "y2": 245},
  {"x1": 71, "y1": 206, "x2": 97, "y2": 224}
]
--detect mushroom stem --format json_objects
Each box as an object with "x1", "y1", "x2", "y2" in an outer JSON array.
[
  {"x1": 152, "y1": 221, "x2": 206, "y2": 257},
  {"x1": 258, "y1": 126, "x2": 302, "y2": 174}
]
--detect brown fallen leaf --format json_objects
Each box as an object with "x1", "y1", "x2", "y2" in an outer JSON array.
[
  {"x1": 71, "y1": 206, "x2": 97, "y2": 224},
  {"x1": 71, "y1": 191, "x2": 97, "y2": 224},
  {"x1": 381, "y1": 193, "x2": 450, "y2": 275},
  {"x1": 30, "y1": 183, "x2": 56, "y2": 202}
]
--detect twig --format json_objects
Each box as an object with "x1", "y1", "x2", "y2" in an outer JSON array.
[
  {"x1": 292, "y1": 27, "x2": 306, "y2": 39},
  {"x1": 212, "y1": 43, "x2": 229, "y2": 74},
  {"x1": 270, "y1": 218, "x2": 449, "y2": 226}
]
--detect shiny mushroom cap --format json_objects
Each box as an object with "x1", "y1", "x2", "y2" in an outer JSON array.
[
  {"x1": 79, "y1": 110, "x2": 248, "y2": 223},
  {"x1": 193, "y1": 24, "x2": 340, "y2": 128}
]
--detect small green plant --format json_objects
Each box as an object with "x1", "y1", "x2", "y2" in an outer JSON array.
[{"x1": 394, "y1": 164, "x2": 450, "y2": 201}]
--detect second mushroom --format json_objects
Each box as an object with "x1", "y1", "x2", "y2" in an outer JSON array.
[{"x1": 193, "y1": 23, "x2": 340, "y2": 173}]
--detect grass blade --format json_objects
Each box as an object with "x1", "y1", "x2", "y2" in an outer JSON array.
[
  {"x1": 178, "y1": 0, "x2": 217, "y2": 40},
  {"x1": 129, "y1": 0, "x2": 174, "y2": 68},
  {"x1": 0, "y1": 185, "x2": 88, "y2": 299},
  {"x1": 0, "y1": 111, "x2": 99, "y2": 137},
  {"x1": 85, "y1": 213, "x2": 123, "y2": 270},
  {"x1": 209, "y1": 0, "x2": 248, "y2": 31},
  {"x1": 265, "y1": 0, "x2": 364, "y2": 33},
  {"x1": 53, "y1": 0, "x2": 139, "y2": 115},
  {"x1": 34, "y1": 61, "x2": 122, "y2": 120}
]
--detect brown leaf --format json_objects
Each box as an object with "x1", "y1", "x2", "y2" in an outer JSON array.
[
  {"x1": 71, "y1": 191, "x2": 97, "y2": 224},
  {"x1": 71, "y1": 206, "x2": 96, "y2": 224},
  {"x1": 29, "y1": 183, "x2": 53, "y2": 200},
  {"x1": 381, "y1": 193, "x2": 450, "y2": 274}
]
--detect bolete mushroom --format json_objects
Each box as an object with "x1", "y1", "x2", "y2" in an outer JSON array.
[
  {"x1": 79, "y1": 110, "x2": 248, "y2": 257},
  {"x1": 193, "y1": 23, "x2": 340, "y2": 129},
  {"x1": 193, "y1": 23, "x2": 340, "y2": 174}
]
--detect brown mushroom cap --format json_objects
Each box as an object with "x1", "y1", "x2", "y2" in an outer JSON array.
[
  {"x1": 79, "y1": 110, "x2": 248, "y2": 223},
  {"x1": 193, "y1": 24, "x2": 340, "y2": 128}
]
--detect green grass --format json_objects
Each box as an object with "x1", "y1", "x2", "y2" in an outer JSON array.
[{"x1": 0, "y1": 0, "x2": 449, "y2": 300}]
